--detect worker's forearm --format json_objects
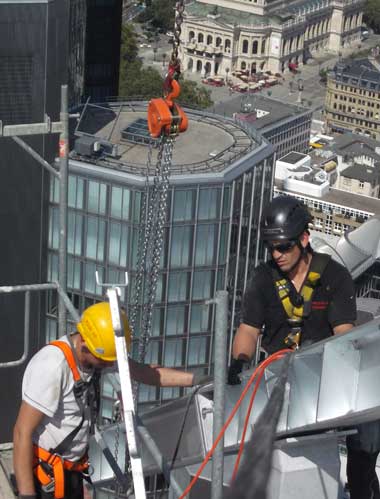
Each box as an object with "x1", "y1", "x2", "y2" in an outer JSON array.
[
  {"x1": 232, "y1": 328, "x2": 258, "y2": 362},
  {"x1": 129, "y1": 359, "x2": 194, "y2": 387},
  {"x1": 13, "y1": 428, "x2": 36, "y2": 495},
  {"x1": 155, "y1": 367, "x2": 194, "y2": 387}
]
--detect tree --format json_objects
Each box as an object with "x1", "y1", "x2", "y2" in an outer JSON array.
[
  {"x1": 363, "y1": 0, "x2": 380, "y2": 33},
  {"x1": 138, "y1": 0, "x2": 176, "y2": 32},
  {"x1": 118, "y1": 21, "x2": 213, "y2": 108},
  {"x1": 178, "y1": 79, "x2": 213, "y2": 109},
  {"x1": 319, "y1": 68, "x2": 328, "y2": 84},
  {"x1": 120, "y1": 24, "x2": 139, "y2": 64}
]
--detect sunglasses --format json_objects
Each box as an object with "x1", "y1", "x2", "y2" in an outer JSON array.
[{"x1": 266, "y1": 240, "x2": 298, "y2": 253}]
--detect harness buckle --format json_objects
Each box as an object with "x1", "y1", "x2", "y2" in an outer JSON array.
[
  {"x1": 284, "y1": 319, "x2": 303, "y2": 350},
  {"x1": 42, "y1": 478, "x2": 56, "y2": 493}
]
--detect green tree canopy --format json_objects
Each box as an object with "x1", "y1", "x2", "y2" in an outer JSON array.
[
  {"x1": 178, "y1": 79, "x2": 213, "y2": 109},
  {"x1": 363, "y1": 0, "x2": 380, "y2": 33},
  {"x1": 119, "y1": 23, "x2": 213, "y2": 108},
  {"x1": 138, "y1": 0, "x2": 176, "y2": 32}
]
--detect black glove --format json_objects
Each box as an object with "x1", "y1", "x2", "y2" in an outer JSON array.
[
  {"x1": 19, "y1": 495, "x2": 37, "y2": 499},
  {"x1": 228, "y1": 358, "x2": 245, "y2": 385},
  {"x1": 192, "y1": 373, "x2": 213, "y2": 386}
]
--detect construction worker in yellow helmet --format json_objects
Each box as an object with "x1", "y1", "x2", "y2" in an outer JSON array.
[{"x1": 13, "y1": 302, "x2": 209, "y2": 499}]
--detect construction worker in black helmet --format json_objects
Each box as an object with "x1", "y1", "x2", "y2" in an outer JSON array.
[
  {"x1": 13, "y1": 302, "x2": 209, "y2": 499},
  {"x1": 227, "y1": 196, "x2": 379, "y2": 499},
  {"x1": 228, "y1": 195, "x2": 356, "y2": 365}
]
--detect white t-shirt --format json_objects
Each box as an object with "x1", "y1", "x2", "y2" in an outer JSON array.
[{"x1": 22, "y1": 335, "x2": 93, "y2": 461}]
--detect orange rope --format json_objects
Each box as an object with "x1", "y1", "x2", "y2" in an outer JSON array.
[
  {"x1": 231, "y1": 350, "x2": 289, "y2": 482},
  {"x1": 177, "y1": 349, "x2": 290, "y2": 499}
]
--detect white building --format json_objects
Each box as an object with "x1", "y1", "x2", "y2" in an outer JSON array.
[
  {"x1": 180, "y1": 0, "x2": 364, "y2": 76},
  {"x1": 275, "y1": 151, "x2": 331, "y2": 197}
]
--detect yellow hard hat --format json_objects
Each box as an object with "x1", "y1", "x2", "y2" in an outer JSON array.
[{"x1": 77, "y1": 302, "x2": 131, "y2": 362}]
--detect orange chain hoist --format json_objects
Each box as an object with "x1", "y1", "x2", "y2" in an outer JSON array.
[
  {"x1": 147, "y1": 0, "x2": 188, "y2": 138},
  {"x1": 147, "y1": 79, "x2": 188, "y2": 138}
]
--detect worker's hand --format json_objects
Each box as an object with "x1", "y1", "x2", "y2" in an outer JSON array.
[
  {"x1": 227, "y1": 359, "x2": 245, "y2": 385},
  {"x1": 192, "y1": 373, "x2": 213, "y2": 386}
]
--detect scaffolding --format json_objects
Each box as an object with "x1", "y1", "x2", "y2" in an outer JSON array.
[
  {"x1": 0, "y1": 85, "x2": 70, "y2": 338},
  {"x1": 0, "y1": 97, "x2": 231, "y2": 495}
]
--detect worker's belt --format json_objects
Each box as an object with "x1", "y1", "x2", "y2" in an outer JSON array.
[{"x1": 33, "y1": 444, "x2": 89, "y2": 498}]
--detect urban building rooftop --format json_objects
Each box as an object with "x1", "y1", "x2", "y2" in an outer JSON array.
[
  {"x1": 185, "y1": 1, "x2": 278, "y2": 26},
  {"x1": 329, "y1": 57, "x2": 380, "y2": 91},
  {"x1": 72, "y1": 101, "x2": 266, "y2": 180},
  {"x1": 279, "y1": 185, "x2": 380, "y2": 216},
  {"x1": 330, "y1": 132, "x2": 380, "y2": 160},
  {"x1": 212, "y1": 95, "x2": 310, "y2": 132}
]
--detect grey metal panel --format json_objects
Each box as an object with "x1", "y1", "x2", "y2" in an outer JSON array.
[
  {"x1": 317, "y1": 339, "x2": 360, "y2": 421},
  {"x1": 90, "y1": 318, "x2": 380, "y2": 486},
  {"x1": 89, "y1": 424, "x2": 127, "y2": 486},
  {"x1": 287, "y1": 352, "x2": 323, "y2": 429},
  {"x1": 141, "y1": 394, "x2": 212, "y2": 468},
  {"x1": 356, "y1": 330, "x2": 380, "y2": 411},
  {"x1": 311, "y1": 215, "x2": 380, "y2": 280}
]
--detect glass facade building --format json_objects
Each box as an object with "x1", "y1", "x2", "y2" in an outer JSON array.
[{"x1": 46, "y1": 102, "x2": 275, "y2": 414}]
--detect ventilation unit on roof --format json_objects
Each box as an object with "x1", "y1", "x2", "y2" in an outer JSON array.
[
  {"x1": 94, "y1": 140, "x2": 119, "y2": 158},
  {"x1": 74, "y1": 136, "x2": 118, "y2": 158}
]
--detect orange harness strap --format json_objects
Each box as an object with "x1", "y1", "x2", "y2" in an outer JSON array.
[
  {"x1": 50, "y1": 340, "x2": 81, "y2": 382},
  {"x1": 33, "y1": 445, "x2": 89, "y2": 499},
  {"x1": 33, "y1": 340, "x2": 87, "y2": 498}
]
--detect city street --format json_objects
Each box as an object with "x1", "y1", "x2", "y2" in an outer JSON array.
[{"x1": 136, "y1": 29, "x2": 380, "y2": 122}]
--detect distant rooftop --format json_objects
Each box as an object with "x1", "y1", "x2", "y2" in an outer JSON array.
[
  {"x1": 277, "y1": 184, "x2": 380, "y2": 215},
  {"x1": 330, "y1": 58, "x2": 380, "y2": 90},
  {"x1": 341, "y1": 163, "x2": 380, "y2": 183},
  {"x1": 185, "y1": 0, "x2": 331, "y2": 25},
  {"x1": 71, "y1": 101, "x2": 265, "y2": 178},
  {"x1": 280, "y1": 152, "x2": 307, "y2": 164},
  {"x1": 331, "y1": 133, "x2": 380, "y2": 162},
  {"x1": 212, "y1": 95, "x2": 311, "y2": 132},
  {"x1": 185, "y1": 1, "x2": 278, "y2": 26}
]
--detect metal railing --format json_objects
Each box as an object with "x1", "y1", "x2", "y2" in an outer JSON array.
[
  {"x1": 0, "y1": 282, "x2": 79, "y2": 369},
  {"x1": 73, "y1": 100, "x2": 262, "y2": 176}
]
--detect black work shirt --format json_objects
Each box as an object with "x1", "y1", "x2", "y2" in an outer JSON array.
[{"x1": 241, "y1": 254, "x2": 357, "y2": 354}]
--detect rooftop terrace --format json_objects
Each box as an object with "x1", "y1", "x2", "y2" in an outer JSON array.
[
  {"x1": 72, "y1": 101, "x2": 263, "y2": 177},
  {"x1": 213, "y1": 95, "x2": 311, "y2": 132}
]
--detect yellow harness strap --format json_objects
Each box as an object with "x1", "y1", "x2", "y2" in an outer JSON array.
[{"x1": 275, "y1": 271, "x2": 321, "y2": 321}]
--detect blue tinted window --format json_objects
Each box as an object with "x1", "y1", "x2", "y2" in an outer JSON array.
[
  {"x1": 173, "y1": 189, "x2": 194, "y2": 221},
  {"x1": 88, "y1": 181, "x2": 107, "y2": 214},
  {"x1": 170, "y1": 226, "x2": 192, "y2": 267},
  {"x1": 198, "y1": 188, "x2": 219, "y2": 220},
  {"x1": 195, "y1": 224, "x2": 216, "y2": 265},
  {"x1": 192, "y1": 270, "x2": 213, "y2": 300}
]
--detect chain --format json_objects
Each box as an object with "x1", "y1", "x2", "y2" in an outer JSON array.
[
  {"x1": 138, "y1": 137, "x2": 173, "y2": 364},
  {"x1": 130, "y1": 0, "x2": 183, "y2": 377},
  {"x1": 171, "y1": 0, "x2": 185, "y2": 66},
  {"x1": 129, "y1": 139, "x2": 157, "y2": 338},
  {"x1": 114, "y1": 406, "x2": 122, "y2": 497}
]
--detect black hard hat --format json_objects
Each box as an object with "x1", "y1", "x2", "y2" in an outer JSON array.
[{"x1": 261, "y1": 196, "x2": 312, "y2": 241}]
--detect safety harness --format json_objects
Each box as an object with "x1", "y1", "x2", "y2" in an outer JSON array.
[
  {"x1": 271, "y1": 253, "x2": 331, "y2": 348},
  {"x1": 33, "y1": 340, "x2": 92, "y2": 498}
]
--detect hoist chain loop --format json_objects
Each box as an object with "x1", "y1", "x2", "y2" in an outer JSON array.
[{"x1": 139, "y1": 138, "x2": 173, "y2": 364}]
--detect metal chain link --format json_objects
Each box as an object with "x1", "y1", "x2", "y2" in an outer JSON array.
[
  {"x1": 129, "y1": 139, "x2": 158, "y2": 337},
  {"x1": 139, "y1": 138, "x2": 173, "y2": 363},
  {"x1": 129, "y1": 0, "x2": 183, "y2": 387},
  {"x1": 114, "y1": 406, "x2": 122, "y2": 498},
  {"x1": 171, "y1": 0, "x2": 185, "y2": 67},
  {"x1": 129, "y1": 135, "x2": 173, "y2": 368}
]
